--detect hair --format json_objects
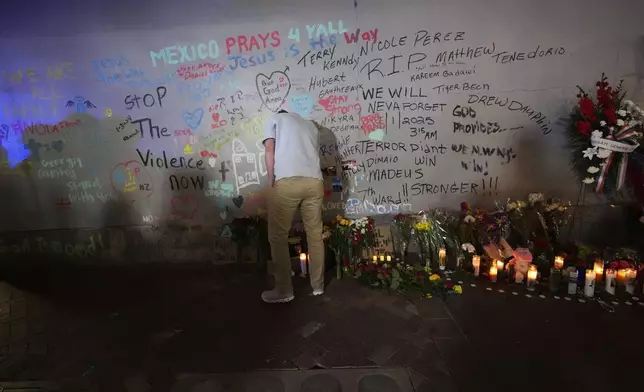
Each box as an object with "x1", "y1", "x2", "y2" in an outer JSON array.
[{"x1": 278, "y1": 109, "x2": 288, "y2": 114}]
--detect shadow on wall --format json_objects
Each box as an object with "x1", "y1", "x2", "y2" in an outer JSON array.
[{"x1": 0, "y1": 112, "x2": 257, "y2": 265}]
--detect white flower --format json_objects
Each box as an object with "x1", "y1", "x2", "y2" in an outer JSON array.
[
  {"x1": 528, "y1": 193, "x2": 544, "y2": 204},
  {"x1": 582, "y1": 177, "x2": 595, "y2": 184},
  {"x1": 507, "y1": 202, "x2": 518, "y2": 210},
  {"x1": 624, "y1": 100, "x2": 634, "y2": 107},
  {"x1": 582, "y1": 147, "x2": 598, "y2": 159},
  {"x1": 461, "y1": 243, "x2": 476, "y2": 253},
  {"x1": 360, "y1": 229, "x2": 365, "y2": 234},
  {"x1": 587, "y1": 166, "x2": 600, "y2": 174},
  {"x1": 596, "y1": 148, "x2": 612, "y2": 159},
  {"x1": 383, "y1": 263, "x2": 389, "y2": 268},
  {"x1": 617, "y1": 119, "x2": 625, "y2": 126},
  {"x1": 617, "y1": 110, "x2": 627, "y2": 117},
  {"x1": 600, "y1": 121, "x2": 607, "y2": 126},
  {"x1": 591, "y1": 130, "x2": 603, "y2": 139},
  {"x1": 464, "y1": 215, "x2": 476, "y2": 223}
]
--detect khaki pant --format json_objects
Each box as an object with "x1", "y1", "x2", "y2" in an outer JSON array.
[{"x1": 268, "y1": 176, "x2": 324, "y2": 294}]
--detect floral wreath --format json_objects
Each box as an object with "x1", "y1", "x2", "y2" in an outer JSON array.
[{"x1": 566, "y1": 74, "x2": 644, "y2": 194}]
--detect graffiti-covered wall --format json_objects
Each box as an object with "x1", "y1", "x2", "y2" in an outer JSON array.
[{"x1": 1, "y1": 0, "x2": 643, "y2": 263}]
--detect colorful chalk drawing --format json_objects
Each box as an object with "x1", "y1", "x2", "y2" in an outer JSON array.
[
  {"x1": 368, "y1": 129, "x2": 385, "y2": 141},
  {"x1": 182, "y1": 108, "x2": 205, "y2": 130},
  {"x1": 231, "y1": 139, "x2": 260, "y2": 194},
  {"x1": 110, "y1": 160, "x2": 153, "y2": 201},
  {"x1": 65, "y1": 96, "x2": 97, "y2": 113},
  {"x1": 240, "y1": 113, "x2": 271, "y2": 136},
  {"x1": 255, "y1": 139, "x2": 267, "y2": 176},
  {"x1": 289, "y1": 95, "x2": 313, "y2": 117}
]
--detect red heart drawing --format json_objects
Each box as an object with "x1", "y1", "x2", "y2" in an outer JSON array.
[
  {"x1": 171, "y1": 195, "x2": 199, "y2": 219},
  {"x1": 318, "y1": 97, "x2": 332, "y2": 110},
  {"x1": 110, "y1": 160, "x2": 153, "y2": 201}
]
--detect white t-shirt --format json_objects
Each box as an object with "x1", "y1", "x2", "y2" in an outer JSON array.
[{"x1": 263, "y1": 112, "x2": 322, "y2": 181}]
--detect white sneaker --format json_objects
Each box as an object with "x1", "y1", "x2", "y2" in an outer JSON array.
[
  {"x1": 312, "y1": 289, "x2": 324, "y2": 296},
  {"x1": 261, "y1": 290, "x2": 295, "y2": 304}
]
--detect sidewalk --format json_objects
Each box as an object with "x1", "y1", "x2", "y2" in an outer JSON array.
[{"x1": 0, "y1": 263, "x2": 641, "y2": 391}]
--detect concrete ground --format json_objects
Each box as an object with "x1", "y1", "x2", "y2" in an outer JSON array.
[{"x1": 0, "y1": 263, "x2": 642, "y2": 391}]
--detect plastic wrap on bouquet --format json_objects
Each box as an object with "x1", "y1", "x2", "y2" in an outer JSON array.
[{"x1": 482, "y1": 238, "x2": 514, "y2": 260}]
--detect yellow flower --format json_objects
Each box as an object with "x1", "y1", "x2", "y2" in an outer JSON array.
[
  {"x1": 414, "y1": 221, "x2": 432, "y2": 231},
  {"x1": 425, "y1": 293, "x2": 433, "y2": 299},
  {"x1": 453, "y1": 285, "x2": 463, "y2": 294},
  {"x1": 429, "y1": 274, "x2": 441, "y2": 281}
]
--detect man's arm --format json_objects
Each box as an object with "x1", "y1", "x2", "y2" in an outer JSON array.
[{"x1": 264, "y1": 138, "x2": 276, "y2": 187}]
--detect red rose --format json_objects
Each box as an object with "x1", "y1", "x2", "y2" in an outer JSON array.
[
  {"x1": 445, "y1": 281, "x2": 454, "y2": 289},
  {"x1": 576, "y1": 121, "x2": 592, "y2": 136},
  {"x1": 603, "y1": 108, "x2": 617, "y2": 124},
  {"x1": 344, "y1": 258, "x2": 350, "y2": 266},
  {"x1": 579, "y1": 97, "x2": 597, "y2": 121},
  {"x1": 609, "y1": 261, "x2": 619, "y2": 270}
]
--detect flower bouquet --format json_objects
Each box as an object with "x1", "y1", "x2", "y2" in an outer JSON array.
[
  {"x1": 330, "y1": 215, "x2": 353, "y2": 278},
  {"x1": 390, "y1": 213, "x2": 414, "y2": 262},
  {"x1": 503, "y1": 198, "x2": 531, "y2": 247},
  {"x1": 413, "y1": 217, "x2": 433, "y2": 266},
  {"x1": 542, "y1": 197, "x2": 571, "y2": 250},
  {"x1": 413, "y1": 210, "x2": 457, "y2": 269},
  {"x1": 350, "y1": 216, "x2": 377, "y2": 262},
  {"x1": 458, "y1": 202, "x2": 478, "y2": 248},
  {"x1": 566, "y1": 74, "x2": 644, "y2": 195}
]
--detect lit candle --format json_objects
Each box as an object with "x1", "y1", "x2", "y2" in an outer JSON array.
[
  {"x1": 300, "y1": 253, "x2": 308, "y2": 276},
  {"x1": 617, "y1": 269, "x2": 627, "y2": 286},
  {"x1": 554, "y1": 256, "x2": 564, "y2": 269},
  {"x1": 605, "y1": 269, "x2": 617, "y2": 295},
  {"x1": 489, "y1": 265, "x2": 498, "y2": 282},
  {"x1": 386, "y1": 255, "x2": 392, "y2": 262},
  {"x1": 372, "y1": 255, "x2": 378, "y2": 263},
  {"x1": 527, "y1": 265, "x2": 538, "y2": 291},
  {"x1": 380, "y1": 254, "x2": 385, "y2": 262},
  {"x1": 584, "y1": 269, "x2": 596, "y2": 297},
  {"x1": 438, "y1": 248, "x2": 447, "y2": 270},
  {"x1": 496, "y1": 259, "x2": 504, "y2": 271},
  {"x1": 472, "y1": 255, "x2": 481, "y2": 277},
  {"x1": 593, "y1": 259, "x2": 604, "y2": 282},
  {"x1": 625, "y1": 268, "x2": 637, "y2": 294},
  {"x1": 568, "y1": 269, "x2": 578, "y2": 295}
]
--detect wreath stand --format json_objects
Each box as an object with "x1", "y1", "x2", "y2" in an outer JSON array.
[{"x1": 567, "y1": 183, "x2": 588, "y2": 242}]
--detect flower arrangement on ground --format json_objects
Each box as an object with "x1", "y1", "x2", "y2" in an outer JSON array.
[
  {"x1": 566, "y1": 74, "x2": 644, "y2": 194},
  {"x1": 353, "y1": 258, "x2": 463, "y2": 298}
]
